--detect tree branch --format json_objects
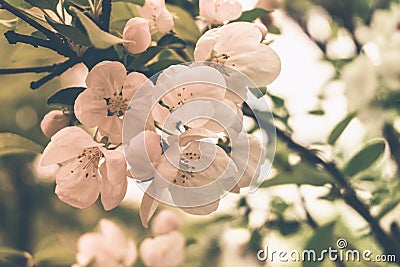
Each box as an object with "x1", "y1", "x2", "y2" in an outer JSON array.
[
  {"x1": 242, "y1": 104, "x2": 400, "y2": 263},
  {"x1": 0, "y1": 0, "x2": 57, "y2": 41},
  {"x1": 30, "y1": 58, "x2": 80, "y2": 89},
  {"x1": 0, "y1": 64, "x2": 60, "y2": 74},
  {"x1": 4, "y1": 30, "x2": 74, "y2": 58},
  {"x1": 100, "y1": 0, "x2": 112, "y2": 32}
]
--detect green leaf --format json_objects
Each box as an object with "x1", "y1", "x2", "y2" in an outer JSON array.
[
  {"x1": 233, "y1": 8, "x2": 270, "y2": 22},
  {"x1": 0, "y1": 247, "x2": 31, "y2": 260},
  {"x1": 25, "y1": 0, "x2": 58, "y2": 10},
  {"x1": 328, "y1": 112, "x2": 356, "y2": 145},
  {"x1": 266, "y1": 92, "x2": 284, "y2": 108},
  {"x1": 0, "y1": 133, "x2": 43, "y2": 156},
  {"x1": 268, "y1": 25, "x2": 281, "y2": 34},
  {"x1": 145, "y1": 59, "x2": 184, "y2": 76},
  {"x1": 71, "y1": 7, "x2": 127, "y2": 49},
  {"x1": 7, "y1": 0, "x2": 33, "y2": 8},
  {"x1": 303, "y1": 222, "x2": 336, "y2": 267},
  {"x1": 343, "y1": 140, "x2": 386, "y2": 177},
  {"x1": 158, "y1": 34, "x2": 186, "y2": 49},
  {"x1": 47, "y1": 87, "x2": 85, "y2": 106},
  {"x1": 166, "y1": 5, "x2": 201, "y2": 43},
  {"x1": 45, "y1": 15, "x2": 92, "y2": 47},
  {"x1": 112, "y1": 0, "x2": 145, "y2": 6},
  {"x1": 185, "y1": 238, "x2": 197, "y2": 247},
  {"x1": 376, "y1": 197, "x2": 400, "y2": 220},
  {"x1": 128, "y1": 46, "x2": 164, "y2": 69},
  {"x1": 261, "y1": 163, "x2": 334, "y2": 187}
]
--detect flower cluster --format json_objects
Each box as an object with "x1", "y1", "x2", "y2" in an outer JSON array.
[
  {"x1": 39, "y1": 0, "x2": 281, "y2": 230},
  {"x1": 342, "y1": 3, "x2": 400, "y2": 120},
  {"x1": 73, "y1": 211, "x2": 184, "y2": 267}
]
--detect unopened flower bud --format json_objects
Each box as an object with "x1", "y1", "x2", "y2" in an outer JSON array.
[
  {"x1": 254, "y1": 21, "x2": 268, "y2": 39},
  {"x1": 123, "y1": 17, "x2": 152, "y2": 54},
  {"x1": 40, "y1": 110, "x2": 70, "y2": 138},
  {"x1": 151, "y1": 210, "x2": 182, "y2": 235}
]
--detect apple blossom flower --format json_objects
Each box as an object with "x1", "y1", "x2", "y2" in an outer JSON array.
[
  {"x1": 151, "y1": 210, "x2": 182, "y2": 235},
  {"x1": 123, "y1": 17, "x2": 152, "y2": 54},
  {"x1": 137, "y1": 0, "x2": 174, "y2": 34},
  {"x1": 355, "y1": 3, "x2": 400, "y2": 48},
  {"x1": 74, "y1": 61, "x2": 151, "y2": 144},
  {"x1": 75, "y1": 219, "x2": 137, "y2": 267},
  {"x1": 127, "y1": 128, "x2": 237, "y2": 226},
  {"x1": 194, "y1": 22, "x2": 281, "y2": 87},
  {"x1": 40, "y1": 126, "x2": 127, "y2": 210},
  {"x1": 40, "y1": 110, "x2": 71, "y2": 138},
  {"x1": 139, "y1": 231, "x2": 185, "y2": 267},
  {"x1": 199, "y1": 0, "x2": 243, "y2": 25},
  {"x1": 254, "y1": 21, "x2": 268, "y2": 40}
]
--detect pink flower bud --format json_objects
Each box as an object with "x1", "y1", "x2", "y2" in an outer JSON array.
[
  {"x1": 254, "y1": 21, "x2": 268, "y2": 39},
  {"x1": 123, "y1": 17, "x2": 152, "y2": 55},
  {"x1": 151, "y1": 210, "x2": 182, "y2": 235},
  {"x1": 40, "y1": 110, "x2": 70, "y2": 138}
]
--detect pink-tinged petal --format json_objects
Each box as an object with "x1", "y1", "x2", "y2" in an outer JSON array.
[
  {"x1": 74, "y1": 90, "x2": 107, "y2": 128},
  {"x1": 126, "y1": 131, "x2": 162, "y2": 180},
  {"x1": 123, "y1": 97, "x2": 154, "y2": 143},
  {"x1": 199, "y1": 0, "x2": 214, "y2": 21},
  {"x1": 40, "y1": 126, "x2": 100, "y2": 166},
  {"x1": 151, "y1": 103, "x2": 170, "y2": 126},
  {"x1": 227, "y1": 43, "x2": 281, "y2": 86},
  {"x1": 156, "y1": 8, "x2": 174, "y2": 34},
  {"x1": 214, "y1": 22, "x2": 262, "y2": 52},
  {"x1": 140, "y1": 189, "x2": 159, "y2": 228},
  {"x1": 194, "y1": 28, "x2": 220, "y2": 60},
  {"x1": 55, "y1": 158, "x2": 100, "y2": 209},
  {"x1": 124, "y1": 239, "x2": 138, "y2": 266},
  {"x1": 85, "y1": 61, "x2": 127, "y2": 97},
  {"x1": 40, "y1": 110, "x2": 71, "y2": 138},
  {"x1": 154, "y1": 153, "x2": 179, "y2": 183},
  {"x1": 98, "y1": 116, "x2": 123, "y2": 145},
  {"x1": 76, "y1": 233, "x2": 105, "y2": 265},
  {"x1": 181, "y1": 200, "x2": 219, "y2": 215},
  {"x1": 100, "y1": 148, "x2": 127, "y2": 185},
  {"x1": 151, "y1": 210, "x2": 182, "y2": 235},
  {"x1": 98, "y1": 219, "x2": 137, "y2": 266},
  {"x1": 178, "y1": 127, "x2": 218, "y2": 147},
  {"x1": 100, "y1": 164, "x2": 128, "y2": 211},
  {"x1": 231, "y1": 133, "x2": 265, "y2": 188},
  {"x1": 139, "y1": 231, "x2": 185, "y2": 267},
  {"x1": 123, "y1": 18, "x2": 151, "y2": 55},
  {"x1": 214, "y1": 0, "x2": 242, "y2": 23},
  {"x1": 122, "y1": 72, "x2": 150, "y2": 100}
]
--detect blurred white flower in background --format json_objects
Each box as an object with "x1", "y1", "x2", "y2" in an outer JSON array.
[
  {"x1": 137, "y1": 0, "x2": 174, "y2": 34},
  {"x1": 199, "y1": 0, "x2": 243, "y2": 24},
  {"x1": 74, "y1": 219, "x2": 137, "y2": 267}
]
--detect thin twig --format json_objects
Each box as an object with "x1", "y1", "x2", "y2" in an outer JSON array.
[
  {"x1": 99, "y1": 0, "x2": 112, "y2": 32},
  {"x1": 4, "y1": 30, "x2": 74, "y2": 58},
  {"x1": 0, "y1": 0, "x2": 57, "y2": 41},
  {"x1": 0, "y1": 64, "x2": 60, "y2": 74},
  {"x1": 30, "y1": 58, "x2": 80, "y2": 89},
  {"x1": 297, "y1": 186, "x2": 318, "y2": 229}
]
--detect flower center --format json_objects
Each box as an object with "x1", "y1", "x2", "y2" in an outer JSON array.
[
  {"x1": 173, "y1": 152, "x2": 200, "y2": 184},
  {"x1": 107, "y1": 92, "x2": 128, "y2": 117},
  {"x1": 211, "y1": 53, "x2": 230, "y2": 65},
  {"x1": 72, "y1": 147, "x2": 103, "y2": 178}
]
